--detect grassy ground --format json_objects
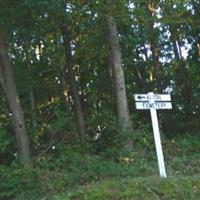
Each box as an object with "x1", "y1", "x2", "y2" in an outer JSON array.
[
  {"x1": 1, "y1": 134, "x2": 200, "y2": 199},
  {"x1": 51, "y1": 134, "x2": 200, "y2": 200},
  {"x1": 57, "y1": 175, "x2": 200, "y2": 200}
]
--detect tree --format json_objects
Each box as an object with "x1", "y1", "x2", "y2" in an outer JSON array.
[
  {"x1": 0, "y1": 33, "x2": 31, "y2": 162},
  {"x1": 146, "y1": 0, "x2": 162, "y2": 92},
  {"x1": 62, "y1": 24, "x2": 86, "y2": 142},
  {"x1": 107, "y1": 15, "x2": 133, "y2": 150}
]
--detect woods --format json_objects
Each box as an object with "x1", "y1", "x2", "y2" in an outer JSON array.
[{"x1": 1, "y1": 0, "x2": 200, "y2": 199}]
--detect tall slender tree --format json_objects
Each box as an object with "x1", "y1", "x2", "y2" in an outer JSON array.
[
  {"x1": 0, "y1": 33, "x2": 31, "y2": 162},
  {"x1": 62, "y1": 24, "x2": 86, "y2": 142},
  {"x1": 146, "y1": 0, "x2": 162, "y2": 92},
  {"x1": 107, "y1": 15, "x2": 133, "y2": 150}
]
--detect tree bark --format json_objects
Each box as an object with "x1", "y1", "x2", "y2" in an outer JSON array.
[
  {"x1": 27, "y1": 54, "x2": 37, "y2": 128},
  {"x1": 29, "y1": 90, "x2": 36, "y2": 128},
  {"x1": 0, "y1": 33, "x2": 31, "y2": 162},
  {"x1": 146, "y1": 0, "x2": 162, "y2": 92},
  {"x1": 62, "y1": 25, "x2": 86, "y2": 143},
  {"x1": 107, "y1": 15, "x2": 133, "y2": 150}
]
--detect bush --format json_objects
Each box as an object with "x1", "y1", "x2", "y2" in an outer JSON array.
[
  {"x1": 1, "y1": 134, "x2": 200, "y2": 199},
  {"x1": 66, "y1": 176, "x2": 200, "y2": 200}
]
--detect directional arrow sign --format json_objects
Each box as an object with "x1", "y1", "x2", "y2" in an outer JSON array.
[
  {"x1": 134, "y1": 94, "x2": 171, "y2": 102},
  {"x1": 135, "y1": 102, "x2": 172, "y2": 110},
  {"x1": 134, "y1": 94, "x2": 148, "y2": 101},
  {"x1": 134, "y1": 92, "x2": 172, "y2": 178}
]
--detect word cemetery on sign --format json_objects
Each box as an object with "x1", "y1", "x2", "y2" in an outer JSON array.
[
  {"x1": 134, "y1": 93, "x2": 172, "y2": 110},
  {"x1": 134, "y1": 92, "x2": 172, "y2": 178},
  {"x1": 135, "y1": 102, "x2": 172, "y2": 110}
]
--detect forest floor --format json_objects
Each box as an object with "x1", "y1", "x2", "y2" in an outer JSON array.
[
  {"x1": 51, "y1": 134, "x2": 200, "y2": 200},
  {"x1": 1, "y1": 134, "x2": 200, "y2": 199},
  {"x1": 56, "y1": 175, "x2": 200, "y2": 200}
]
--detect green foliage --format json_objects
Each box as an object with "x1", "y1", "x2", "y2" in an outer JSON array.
[
  {"x1": 1, "y1": 134, "x2": 200, "y2": 199},
  {"x1": 0, "y1": 145, "x2": 154, "y2": 199},
  {"x1": 0, "y1": 163, "x2": 39, "y2": 200},
  {"x1": 1, "y1": 0, "x2": 200, "y2": 159},
  {"x1": 66, "y1": 176, "x2": 200, "y2": 200},
  {"x1": 176, "y1": 134, "x2": 200, "y2": 154},
  {"x1": 0, "y1": 128, "x2": 12, "y2": 155},
  {"x1": 1, "y1": 0, "x2": 200, "y2": 199}
]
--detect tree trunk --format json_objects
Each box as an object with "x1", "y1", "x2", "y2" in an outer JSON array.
[
  {"x1": 0, "y1": 33, "x2": 31, "y2": 162},
  {"x1": 140, "y1": 26, "x2": 148, "y2": 61},
  {"x1": 61, "y1": 65, "x2": 69, "y2": 103},
  {"x1": 27, "y1": 55, "x2": 37, "y2": 128},
  {"x1": 168, "y1": 16, "x2": 192, "y2": 115},
  {"x1": 29, "y1": 90, "x2": 36, "y2": 128},
  {"x1": 146, "y1": 0, "x2": 162, "y2": 92},
  {"x1": 107, "y1": 15, "x2": 133, "y2": 150},
  {"x1": 62, "y1": 25, "x2": 86, "y2": 143}
]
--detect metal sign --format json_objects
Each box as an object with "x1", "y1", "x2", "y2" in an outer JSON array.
[
  {"x1": 134, "y1": 94, "x2": 171, "y2": 102},
  {"x1": 135, "y1": 102, "x2": 172, "y2": 110},
  {"x1": 135, "y1": 92, "x2": 172, "y2": 178}
]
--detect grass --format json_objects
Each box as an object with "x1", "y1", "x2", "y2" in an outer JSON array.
[
  {"x1": 53, "y1": 175, "x2": 200, "y2": 200},
  {"x1": 1, "y1": 134, "x2": 200, "y2": 199},
  {"x1": 51, "y1": 134, "x2": 200, "y2": 200}
]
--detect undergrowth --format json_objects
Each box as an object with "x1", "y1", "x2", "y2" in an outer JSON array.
[{"x1": 1, "y1": 134, "x2": 200, "y2": 199}]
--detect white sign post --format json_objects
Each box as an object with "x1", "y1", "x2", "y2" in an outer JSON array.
[{"x1": 134, "y1": 92, "x2": 172, "y2": 178}]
